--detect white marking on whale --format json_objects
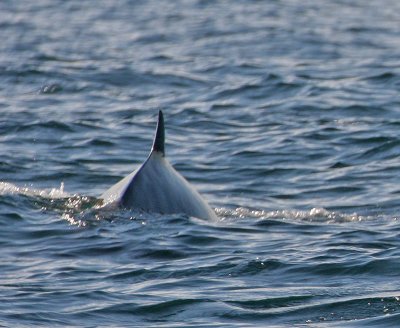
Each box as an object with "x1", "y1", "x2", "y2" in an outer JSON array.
[{"x1": 101, "y1": 111, "x2": 217, "y2": 220}]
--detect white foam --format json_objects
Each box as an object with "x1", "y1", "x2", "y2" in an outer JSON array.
[
  {"x1": 0, "y1": 181, "x2": 69, "y2": 199},
  {"x1": 215, "y1": 206, "x2": 367, "y2": 223}
]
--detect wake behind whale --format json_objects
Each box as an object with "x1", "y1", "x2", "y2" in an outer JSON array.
[{"x1": 101, "y1": 111, "x2": 217, "y2": 220}]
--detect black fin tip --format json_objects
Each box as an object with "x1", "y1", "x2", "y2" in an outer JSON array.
[{"x1": 152, "y1": 110, "x2": 165, "y2": 155}]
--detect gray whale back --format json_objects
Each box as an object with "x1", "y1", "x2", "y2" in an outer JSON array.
[{"x1": 101, "y1": 111, "x2": 217, "y2": 220}]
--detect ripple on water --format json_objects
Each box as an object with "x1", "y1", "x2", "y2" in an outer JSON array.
[{"x1": 2, "y1": 0, "x2": 400, "y2": 326}]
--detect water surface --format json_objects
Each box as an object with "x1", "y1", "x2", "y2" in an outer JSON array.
[{"x1": 1, "y1": 0, "x2": 400, "y2": 326}]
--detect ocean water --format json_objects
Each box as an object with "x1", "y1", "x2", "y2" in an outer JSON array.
[{"x1": 1, "y1": 0, "x2": 400, "y2": 326}]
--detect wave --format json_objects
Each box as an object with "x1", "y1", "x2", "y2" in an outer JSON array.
[
  {"x1": 0, "y1": 181, "x2": 68, "y2": 199},
  {"x1": 216, "y1": 206, "x2": 369, "y2": 223},
  {"x1": 0, "y1": 181, "x2": 385, "y2": 226}
]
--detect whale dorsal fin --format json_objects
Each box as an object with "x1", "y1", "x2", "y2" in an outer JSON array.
[
  {"x1": 101, "y1": 109, "x2": 217, "y2": 220},
  {"x1": 152, "y1": 110, "x2": 165, "y2": 156}
]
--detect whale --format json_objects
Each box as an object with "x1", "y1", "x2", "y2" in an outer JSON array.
[{"x1": 101, "y1": 111, "x2": 217, "y2": 220}]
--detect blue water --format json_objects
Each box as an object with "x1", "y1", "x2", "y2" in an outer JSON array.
[{"x1": 1, "y1": 0, "x2": 400, "y2": 326}]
